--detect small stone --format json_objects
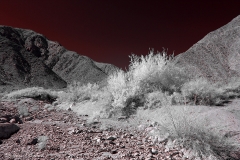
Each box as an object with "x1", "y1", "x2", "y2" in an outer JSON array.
[
  {"x1": 25, "y1": 116, "x2": 33, "y2": 121},
  {"x1": 147, "y1": 153, "x2": 153, "y2": 158},
  {"x1": 137, "y1": 142, "x2": 143, "y2": 145},
  {"x1": 133, "y1": 152, "x2": 140, "y2": 156},
  {"x1": 27, "y1": 138, "x2": 38, "y2": 145},
  {"x1": 0, "y1": 123, "x2": 20, "y2": 139},
  {"x1": 96, "y1": 138, "x2": 101, "y2": 143},
  {"x1": 10, "y1": 118, "x2": 16, "y2": 123},
  {"x1": 16, "y1": 139, "x2": 20, "y2": 144},
  {"x1": 118, "y1": 116, "x2": 127, "y2": 120},
  {"x1": 165, "y1": 146, "x2": 170, "y2": 152},
  {"x1": 52, "y1": 101, "x2": 58, "y2": 106},
  {"x1": 120, "y1": 145, "x2": 125, "y2": 148},
  {"x1": 111, "y1": 149, "x2": 118, "y2": 154},
  {"x1": 107, "y1": 136, "x2": 117, "y2": 141},
  {"x1": 139, "y1": 146, "x2": 144, "y2": 149},
  {"x1": 138, "y1": 124, "x2": 146, "y2": 130},
  {"x1": 151, "y1": 148, "x2": 158, "y2": 154},
  {"x1": 0, "y1": 117, "x2": 7, "y2": 123}
]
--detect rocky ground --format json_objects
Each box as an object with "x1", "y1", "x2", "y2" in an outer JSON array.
[{"x1": 0, "y1": 98, "x2": 186, "y2": 160}]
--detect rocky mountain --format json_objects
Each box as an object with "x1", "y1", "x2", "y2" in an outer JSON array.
[
  {"x1": 0, "y1": 26, "x2": 119, "y2": 92},
  {"x1": 173, "y1": 15, "x2": 240, "y2": 83}
]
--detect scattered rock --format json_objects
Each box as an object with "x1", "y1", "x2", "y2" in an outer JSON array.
[
  {"x1": 16, "y1": 139, "x2": 20, "y2": 144},
  {"x1": 67, "y1": 127, "x2": 82, "y2": 134},
  {"x1": 118, "y1": 116, "x2": 127, "y2": 120},
  {"x1": 27, "y1": 138, "x2": 38, "y2": 145},
  {"x1": 111, "y1": 149, "x2": 118, "y2": 154},
  {"x1": 25, "y1": 116, "x2": 33, "y2": 121},
  {"x1": 9, "y1": 118, "x2": 16, "y2": 123},
  {"x1": 0, "y1": 117, "x2": 7, "y2": 123},
  {"x1": 151, "y1": 147, "x2": 158, "y2": 154},
  {"x1": 52, "y1": 101, "x2": 59, "y2": 106},
  {"x1": 0, "y1": 123, "x2": 20, "y2": 139},
  {"x1": 107, "y1": 136, "x2": 117, "y2": 141}
]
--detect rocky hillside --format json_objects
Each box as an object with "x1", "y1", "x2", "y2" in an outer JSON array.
[
  {"x1": 173, "y1": 15, "x2": 240, "y2": 83},
  {"x1": 0, "y1": 26, "x2": 119, "y2": 92}
]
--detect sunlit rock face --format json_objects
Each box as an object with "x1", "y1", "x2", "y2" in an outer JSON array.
[
  {"x1": 0, "y1": 25, "x2": 119, "y2": 91},
  {"x1": 173, "y1": 15, "x2": 240, "y2": 83}
]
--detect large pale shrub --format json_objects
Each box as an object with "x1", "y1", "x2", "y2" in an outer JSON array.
[{"x1": 107, "y1": 49, "x2": 190, "y2": 117}]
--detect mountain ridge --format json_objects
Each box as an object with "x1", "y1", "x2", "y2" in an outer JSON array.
[
  {"x1": 0, "y1": 25, "x2": 119, "y2": 92},
  {"x1": 173, "y1": 15, "x2": 240, "y2": 83}
]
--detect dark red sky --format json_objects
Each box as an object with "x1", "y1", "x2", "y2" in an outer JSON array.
[{"x1": 1, "y1": 1, "x2": 240, "y2": 70}]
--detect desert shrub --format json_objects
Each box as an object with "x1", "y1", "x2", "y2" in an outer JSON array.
[
  {"x1": 121, "y1": 94, "x2": 145, "y2": 117},
  {"x1": 106, "y1": 69, "x2": 133, "y2": 108},
  {"x1": 221, "y1": 76, "x2": 240, "y2": 95},
  {"x1": 37, "y1": 136, "x2": 48, "y2": 150},
  {"x1": 136, "y1": 105, "x2": 240, "y2": 159},
  {"x1": 107, "y1": 49, "x2": 190, "y2": 117},
  {"x1": 2, "y1": 87, "x2": 58, "y2": 102},
  {"x1": 144, "y1": 90, "x2": 186, "y2": 110},
  {"x1": 145, "y1": 91, "x2": 172, "y2": 109},
  {"x1": 57, "y1": 81, "x2": 100, "y2": 104},
  {"x1": 17, "y1": 105, "x2": 29, "y2": 117},
  {"x1": 181, "y1": 77, "x2": 226, "y2": 105},
  {"x1": 142, "y1": 62, "x2": 190, "y2": 94}
]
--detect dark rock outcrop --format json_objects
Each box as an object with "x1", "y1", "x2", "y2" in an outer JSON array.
[
  {"x1": 0, "y1": 26, "x2": 120, "y2": 91},
  {"x1": 173, "y1": 15, "x2": 240, "y2": 83},
  {"x1": 0, "y1": 123, "x2": 20, "y2": 139}
]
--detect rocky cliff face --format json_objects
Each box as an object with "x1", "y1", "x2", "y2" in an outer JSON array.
[
  {"x1": 0, "y1": 26, "x2": 119, "y2": 91},
  {"x1": 173, "y1": 15, "x2": 240, "y2": 83}
]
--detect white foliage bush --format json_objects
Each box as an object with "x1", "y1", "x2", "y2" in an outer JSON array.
[
  {"x1": 37, "y1": 136, "x2": 48, "y2": 150},
  {"x1": 108, "y1": 49, "x2": 169, "y2": 107},
  {"x1": 145, "y1": 91, "x2": 172, "y2": 109},
  {"x1": 181, "y1": 78, "x2": 225, "y2": 105},
  {"x1": 107, "y1": 49, "x2": 190, "y2": 112},
  {"x1": 58, "y1": 82, "x2": 100, "y2": 103}
]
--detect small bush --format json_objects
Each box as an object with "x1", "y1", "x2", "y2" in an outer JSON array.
[
  {"x1": 145, "y1": 91, "x2": 172, "y2": 109},
  {"x1": 143, "y1": 62, "x2": 190, "y2": 94},
  {"x1": 18, "y1": 105, "x2": 29, "y2": 117},
  {"x1": 2, "y1": 87, "x2": 58, "y2": 102},
  {"x1": 37, "y1": 135, "x2": 48, "y2": 150},
  {"x1": 181, "y1": 77, "x2": 226, "y2": 105},
  {"x1": 58, "y1": 82, "x2": 100, "y2": 104}
]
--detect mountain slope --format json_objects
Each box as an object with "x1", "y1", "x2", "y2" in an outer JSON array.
[
  {"x1": 0, "y1": 26, "x2": 67, "y2": 91},
  {"x1": 0, "y1": 26, "x2": 120, "y2": 91},
  {"x1": 173, "y1": 15, "x2": 240, "y2": 83}
]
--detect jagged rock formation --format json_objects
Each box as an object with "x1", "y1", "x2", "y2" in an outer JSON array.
[
  {"x1": 0, "y1": 26, "x2": 119, "y2": 91},
  {"x1": 173, "y1": 15, "x2": 240, "y2": 83},
  {"x1": 0, "y1": 26, "x2": 67, "y2": 91}
]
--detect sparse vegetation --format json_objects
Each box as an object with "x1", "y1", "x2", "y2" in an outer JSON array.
[
  {"x1": 4, "y1": 49, "x2": 240, "y2": 159},
  {"x1": 2, "y1": 87, "x2": 58, "y2": 102},
  {"x1": 37, "y1": 136, "x2": 48, "y2": 151},
  {"x1": 17, "y1": 105, "x2": 29, "y2": 117}
]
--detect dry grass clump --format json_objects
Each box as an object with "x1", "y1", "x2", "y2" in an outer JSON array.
[
  {"x1": 2, "y1": 87, "x2": 58, "y2": 102},
  {"x1": 57, "y1": 82, "x2": 101, "y2": 104}
]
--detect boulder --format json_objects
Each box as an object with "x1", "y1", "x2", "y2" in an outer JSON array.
[{"x1": 0, "y1": 123, "x2": 20, "y2": 139}]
